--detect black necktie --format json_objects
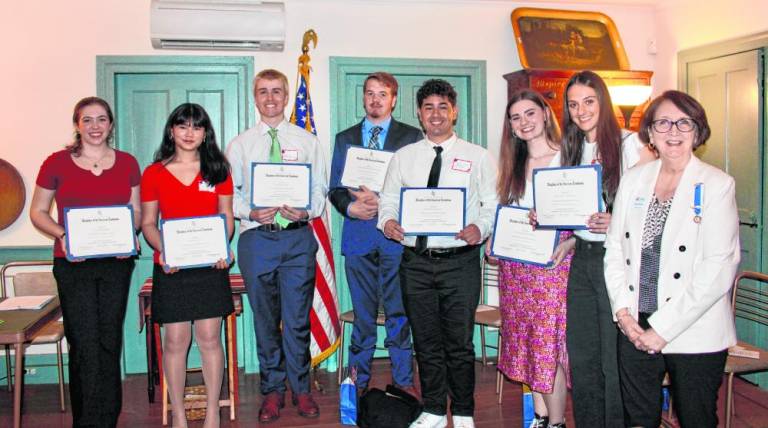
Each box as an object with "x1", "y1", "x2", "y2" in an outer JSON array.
[{"x1": 415, "y1": 146, "x2": 443, "y2": 254}]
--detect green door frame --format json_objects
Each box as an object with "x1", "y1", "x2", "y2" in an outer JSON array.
[{"x1": 96, "y1": 55, "x2": 254, "y2": 135}]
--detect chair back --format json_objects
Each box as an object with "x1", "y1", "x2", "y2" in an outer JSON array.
[
  {"x1": 1, "y1": 261, "x2": 55, "y2": 298},
  {"x1": 480, "y1": 259, "x2": 500, "y2": 304},
  {"x1": 732, "y1": 271, "x2": 768, "y2": 327},
  {"x1": 14, "y1": 272, "x2": 58, "y2": 296}
]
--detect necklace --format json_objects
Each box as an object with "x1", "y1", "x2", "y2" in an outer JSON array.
[{"x1": 80, "y1": 149, "x2": 112, "y2": 169}]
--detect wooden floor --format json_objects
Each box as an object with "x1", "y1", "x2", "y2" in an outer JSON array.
[{"x1": 2, "y1": 359, "x2": 768, "y2": 427}]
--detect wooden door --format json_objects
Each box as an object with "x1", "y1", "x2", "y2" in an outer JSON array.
[
  {"x1": 687, "y1": 49, "x2": 766, "y2": 384},
  {"x1": 98, "y1": 56, "x2": 256, "y2": 375}
]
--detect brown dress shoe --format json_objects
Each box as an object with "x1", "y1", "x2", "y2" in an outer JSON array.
[
  {"x1": 258, "y1": 391, "x2": 285, "y2": 423},
  {"x1": 292, "y1": 392, "x2": 320, "y2": 418}
]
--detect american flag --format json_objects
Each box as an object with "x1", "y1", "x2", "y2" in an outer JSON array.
[{"x1": 290, "y1": 66, "x2": 341, "y2": 366}]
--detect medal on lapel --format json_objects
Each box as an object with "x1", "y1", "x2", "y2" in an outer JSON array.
[{"x1": 693, "y1": 182, "x2": 703, "y2": 224}]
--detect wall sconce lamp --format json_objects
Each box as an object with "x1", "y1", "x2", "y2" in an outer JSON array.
[{"x1": 608, "y1": 85, "x2": 652, "y2": 130}]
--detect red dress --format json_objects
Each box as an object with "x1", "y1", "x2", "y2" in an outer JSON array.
[{"x1": 140, "y1": 162, "x2": 234, "y2": 323}]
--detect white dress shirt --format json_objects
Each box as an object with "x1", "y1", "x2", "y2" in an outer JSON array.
[
  {"x1": 226, "y1": 119, "x2": 328, "y2": 233},
  {"x1": 377, "y1": 134, "x2": 498, "y2": 248}
]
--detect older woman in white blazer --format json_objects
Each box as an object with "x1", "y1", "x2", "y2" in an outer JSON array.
[{"x1": 604, "y1": 90, "x2": 739, "y2": 428}]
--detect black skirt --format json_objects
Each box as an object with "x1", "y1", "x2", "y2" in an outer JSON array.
[{"x1": 151, "y1": 264, "x2": 234, "y2": 323}]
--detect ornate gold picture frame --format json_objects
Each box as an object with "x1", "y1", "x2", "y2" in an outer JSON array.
[{"x1": 511, "y1": 7, "x2": 630, "y2": 70}]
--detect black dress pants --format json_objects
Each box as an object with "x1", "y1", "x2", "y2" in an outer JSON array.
[
  {"x1": 399, "y1": 246, "x2": 481, "y2": 417},
  {"x1": 566, "y1": 238, "x2": 624, "y2": 428},
  {"x1": 53, "y1": 257, "x2": 134, "y2": 428},
  {"x1": 618, "y1": 313, "x2": 727, "y2": 428}
]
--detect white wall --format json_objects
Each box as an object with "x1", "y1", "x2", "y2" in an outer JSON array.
[
  {"x1": 653, "y1": 0, "x2": 768, "y2": 93},
  {"x1": 0, "y1": 0, "x2": 656, "y2": 246}
]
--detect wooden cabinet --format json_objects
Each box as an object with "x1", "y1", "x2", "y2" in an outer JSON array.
[{"x1": 503, "y1": 69, "x2": 653, "y2": 129}]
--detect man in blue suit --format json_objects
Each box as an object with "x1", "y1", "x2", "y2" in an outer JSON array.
[{"x1": 329, "y1": 72, "x2": 423, "y2": 395}]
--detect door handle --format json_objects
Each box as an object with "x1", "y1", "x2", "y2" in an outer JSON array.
[{"x1": 739, "y1": 221, "x2": 759, "y2": 228}]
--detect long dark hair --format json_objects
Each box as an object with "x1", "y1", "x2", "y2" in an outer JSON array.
[
  {"x1": 155, "y1": 103, "x2": 229, "y2": 185},
  {"x1": 498, "y1": 89, "x2": 561, "y2": 204},
  {"x1": 67, "y1": 96, "x2": 115, "y2": 155},
  {"x1": 561, "y1": 70, "x2": 623, "y2": 202}
]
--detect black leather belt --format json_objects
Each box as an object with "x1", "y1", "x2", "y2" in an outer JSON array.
[
  {"x1": 407, "y1": 245, "x2": 477, "y2": 259},
  {"x1": 255, "y1": 221, "x2": 308, "y2": 232}
]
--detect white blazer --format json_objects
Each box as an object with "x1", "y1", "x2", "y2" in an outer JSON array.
[{"x1": 604, "y1": 156, "x2": 739, "y2": 354}]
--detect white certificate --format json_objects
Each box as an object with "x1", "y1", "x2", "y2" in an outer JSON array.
[
  {"x1": 340, "y1": 145, "x2": 394, "y2": 192},
  {"x1": 490, "y1": 205, "x2": 559, "y2": 266},
  {"x1": 161, "y1": 215, "x2": 230, "y2": 269},
  {"x1": 250, "y1": 162, "x2": 311, "y2": 209},
  {"x1": 64, "y1": 205, "x2": 136, "y2": 260},
  {"x1": 533, "y1": 165, "x2": 602, "y2": 229},
  {"x1": 399, "y1": 187, "x2": 466, "y2": 236}
]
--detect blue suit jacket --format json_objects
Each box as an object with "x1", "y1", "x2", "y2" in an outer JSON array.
[{"x1": 329, "y1": 119, "x2": 423, "y2": 256}]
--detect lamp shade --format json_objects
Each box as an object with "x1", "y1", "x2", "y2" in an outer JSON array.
[{"x1": 608, "y1": 84, "x2": 652, "y2": 107}]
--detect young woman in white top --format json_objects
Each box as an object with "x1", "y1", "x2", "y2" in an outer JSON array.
[{"x1": 557, "y1": 70, "x2": 655, "y2": 428}]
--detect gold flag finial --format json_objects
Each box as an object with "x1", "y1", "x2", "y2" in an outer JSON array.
[
  {"x1": 301, "y1": 29, "x2": 318, "y2": 54},
  {"x1": 298, "y1": 29, "x2": 317, "y2": 78}
]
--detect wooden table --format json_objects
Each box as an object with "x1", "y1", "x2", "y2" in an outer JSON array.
[
  {"x1": 0, "y1": 297, "x2": 62, "y2": 428},
  {"x1": 138, "y1": 275, "x2": 246, "y2": 422}
]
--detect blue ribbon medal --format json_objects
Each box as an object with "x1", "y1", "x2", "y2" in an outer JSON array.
[{"x1": 693, "y1": 182, "x2": 703, "y2": 224}]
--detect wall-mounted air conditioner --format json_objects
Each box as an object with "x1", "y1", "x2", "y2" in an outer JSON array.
[{"x1": 150, "y1": 0, "x2": 285, "y2": 51}]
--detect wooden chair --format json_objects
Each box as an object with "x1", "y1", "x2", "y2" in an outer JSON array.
[
  {"x1": 1, "y1": 261, "x2": 66, "y2": 412},
  {"x1": 474, "y1": 260, "x2": 503, "y2": 404},
  {"x1": 724, "y1": 271, "x2": 768, "y2": 428},
  {"x1": 156, "y1": 309, "x2": 239, "y2": 425}
]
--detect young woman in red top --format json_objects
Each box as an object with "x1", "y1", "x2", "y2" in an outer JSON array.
[
  {"x1": 141, "y1": 103, "x2": 234, "y2": 428},
  {"x1": 30, "y1": 96, "x2": 140, "y2": 427}
]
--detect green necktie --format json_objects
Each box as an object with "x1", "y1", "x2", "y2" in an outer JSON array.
[{"x1": 267, "y1": 128, "x2": 290, "y2": 227}]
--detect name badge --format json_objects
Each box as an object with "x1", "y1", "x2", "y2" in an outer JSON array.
[
  {"x1": 198, "y1": 181, "x2": 215, "y2": 193},
  {"x1": 282, "y1": 149, "x2": 299, "y2": 162},
  {"x1": 451, "y1": 158, "x2": 472, "y2": 172},
  {"x1": 632, "y1": 196, "x2": 646, "y2": 209}
]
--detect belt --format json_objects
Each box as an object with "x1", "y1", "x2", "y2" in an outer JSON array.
[
  {"x1": 407, "y1": 245, "x2": 477, "y2": 259},
  {"x1": 255, "y1": 220, "x2": 308, "y2": 232},
  {"x1": 575, "y1": 236, "x2": 605, "y2": 251}
]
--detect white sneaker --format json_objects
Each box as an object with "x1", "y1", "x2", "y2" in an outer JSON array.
[
  {"x1": 452, "y1": 415, "x2": 476, "y2": 428},
  {"x1": 409, "y1": 411, "x2": 448, "y2": 428}
]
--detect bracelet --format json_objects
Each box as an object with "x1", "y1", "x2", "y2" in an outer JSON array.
[{"x1": 58, "y1": 231, "x2": 66, "y2": 240}]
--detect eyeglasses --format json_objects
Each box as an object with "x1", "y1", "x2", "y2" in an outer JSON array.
[{"x1": 651, "y1": 118, "x2": 696, "y2": 133}]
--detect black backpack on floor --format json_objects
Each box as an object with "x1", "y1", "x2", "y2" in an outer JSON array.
[{"x1": 357, "y1": 384, "x2": 422, "y2": 428}]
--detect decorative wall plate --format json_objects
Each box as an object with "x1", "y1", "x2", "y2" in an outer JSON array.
[{"x1": 0, "y1": 158, "x2": 26, "y2": 231}]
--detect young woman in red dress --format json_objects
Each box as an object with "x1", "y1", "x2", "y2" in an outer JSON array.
[{"x1": 140, "y1": 103, "x2": 234, "y2": 428}]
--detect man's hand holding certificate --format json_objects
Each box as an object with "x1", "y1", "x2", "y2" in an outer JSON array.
[
  {"x1": 161, "y1": 215, "x2": 230, "y2": 269},
  {"x1": 491, "y1": 206, "x2": 558, "y2": 266},
  {"x1": 533, "y1": 165, "x2": 602, "y2": 229},
  {"x1": 64, "y1": 205, "x2": 137, "y2": 260},
  {"x1": 340, "y1": 146, "x2": 394, "y2": 193},
  {"x1": 250, "y1": 162, "x2": 311, "y2": 209},
  {"x1": 399, "y1": 187, "x2": 466, "y2": 235}
]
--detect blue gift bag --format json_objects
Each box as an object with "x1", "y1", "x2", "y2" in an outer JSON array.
[
  {"x1": 522, "y1": 384, "x2": 534, "y2": 427},
  {"x1": 340, "y1": 375, "x2": 357, "y2": 425}
]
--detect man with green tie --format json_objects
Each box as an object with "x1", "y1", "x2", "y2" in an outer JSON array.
[{"x1": 226, "y1": 68, "x2": 328, "y2": 423}]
